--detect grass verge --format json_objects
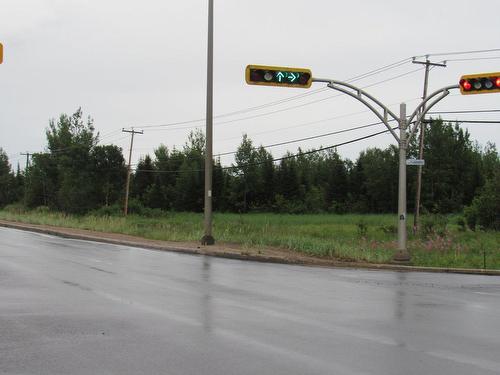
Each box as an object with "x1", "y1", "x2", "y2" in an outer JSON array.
[{"x1": 0, "y1": 207, "x2": 498, "y2": 270}]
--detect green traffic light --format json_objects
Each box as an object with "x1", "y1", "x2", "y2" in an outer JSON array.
[
  {"x1": 276, "y1": 71, "x2": 300, "y2": 83},
  {"x1": 246, "y1": 65, "x2": 312, "y2": 88}
]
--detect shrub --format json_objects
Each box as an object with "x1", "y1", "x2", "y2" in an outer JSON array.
[
  {"x1": 356, "y1": 220, "x2": 368, "y2": 237},
  {"x1": 455, "y1": 216, "x2": 467, "y2": 232},
  {"x1": 420, "y1": 214, "x2": 448, "y2": 237},
  {"x1": 464, "y1": 170, "x2": 500, "y2": 231},
  {"x1": 34, "y1": 205, "x2": 50, "y2": 214},
  {"x1": 91, "y1": 204, "x2": 122, "y2": 217},
  {"x1": 3, "y1": 203, "x2": 26, "y2": 214}
]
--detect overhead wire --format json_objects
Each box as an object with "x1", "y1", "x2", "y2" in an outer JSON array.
[
  {"x1": 128, "y1": 110, "x2": 497, "y2": 163},
  {"x1": 141, "y1": 64, "x2": 425, "y2": 133},
  {"x1": 444, "y1": 56, "x2": 500, "y2": 63},
  {"x1": 428, "y1": 109, "x2": 500, "y2": 114},
  {"x1": 106, "y1": 50, "x2": 498, "y2": 133},
  {"x1": 134, "y1": 128, "x2": 395, "y2": 174},
  {"x1": 434, "y1": 120, "x2": 500, "y2": 124},
  {"x1": 214, "y1": 120, "x2": 395, "y2": 157},
  {"x1": 135, "y1": 57, "x2": 416, "y2": 131},
  {"x1": 414, "y1": 48, "x2": 500, "y2": 58}
]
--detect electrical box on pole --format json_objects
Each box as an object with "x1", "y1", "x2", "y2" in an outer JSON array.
[
  {"x1": 246, "y1": 65, "x2": 312, "y2": 88},
  {"x1": 459, "y1": 72, "x2": 500, "y2": 95}
]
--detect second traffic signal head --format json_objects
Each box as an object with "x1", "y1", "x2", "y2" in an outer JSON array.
[
  {"x1": 246, "y1": 65, "x2": 312, "y2": 88},
  {"x1": 459, "y1": 72, "x2": 500, "y2": 95}
]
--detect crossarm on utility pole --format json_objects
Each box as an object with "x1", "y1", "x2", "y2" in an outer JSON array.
[{"x1": 313, "y1": 78, "x2": 400, "y2": 142}]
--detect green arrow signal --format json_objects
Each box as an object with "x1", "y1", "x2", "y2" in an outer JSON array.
[
  {"x1": 276, "y1": 71, "x2": 285, "y2": 82},
  {"x1": 288, "y1": 72, "x2": 298, "y2": 83}
]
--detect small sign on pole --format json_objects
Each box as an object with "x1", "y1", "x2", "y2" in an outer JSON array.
[{"x1": 406, "y1": 158, "x2": 425, "y2": 166}]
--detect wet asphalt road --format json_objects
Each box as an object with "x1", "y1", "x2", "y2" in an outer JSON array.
[{"x1": 1, "y1": 227, "x2": 500, "y2": 375}]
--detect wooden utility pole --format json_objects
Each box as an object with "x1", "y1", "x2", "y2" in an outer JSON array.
[
  {"x1": 122, "y1": 128, "x2": 143, "y2": 216},
  {"x1": 20, "y1": 152, "x2": 31, "y2": 170},
  {"x1": 20, "y1": 152, "x2": 32, "y2": 207},
  {"x1": 411, "y1": 58, "x2": 446, "y2": 233}
]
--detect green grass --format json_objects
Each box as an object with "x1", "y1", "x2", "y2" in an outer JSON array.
[{"x1": 1, "y1": 207, "x2": 499, "y2": 270}]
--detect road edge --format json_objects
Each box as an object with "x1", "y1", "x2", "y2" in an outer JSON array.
[{"x1": 1, "y1": 220, "x2": 499, "y2": 276}]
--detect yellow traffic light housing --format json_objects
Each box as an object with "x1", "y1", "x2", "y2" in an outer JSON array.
[
  {"x1": 246, "y1": 65, "x2": 312, "y2": 88},
  {"x1": 459, "y1": 72, "x2": 500, "y2": 95}
]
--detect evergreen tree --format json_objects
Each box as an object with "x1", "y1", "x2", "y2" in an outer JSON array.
[
  {"x1": 354, "y1": 146, "x2": 398, "y2": 213},
  {"x1": 254, "y1": 146, "x2": 275, "y2": 210},
  {"x1": 133, "y1": 154, "x2": 156, "y2": 206},
  {"x1": 233, "y1": 134, "x2": 258, "y2": 212},
  {"x1": 0, "y1": 149, "x2": 17, "y2": 207},
  {"x1": 421, "y1": 119, "x2": 482, "y2": 212},
  {"x1": 91, "y1": 145, "x2": 126, "y2": 207}
]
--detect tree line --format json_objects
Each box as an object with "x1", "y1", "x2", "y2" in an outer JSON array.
[{"x1": 0, "y1": 109, "x2": 498, "y2": 229}]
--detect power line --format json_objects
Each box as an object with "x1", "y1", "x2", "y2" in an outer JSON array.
[
  {"x1": 134, "y1": 128, "x2": 394, "y2": 174},
  {"x1": 433, "y1": 120, "x2": 500, "y2": 124},
  {"x1": 345, "y1": 58, "x2": 412, "y2": 82},
  {"x1": 215, "y1": 120, "x2": 395, "y2": 157},
  {"x1": 428, "y1": 109, "x2": 500, "y2": 114},
  {"x1": 214, "y1": 65, "x2": 423, "y2": 127},
  {"x1": 98, "y1": 129, "x2": 124, "y2": 143},
  {"x1": 445, "y1": 56, "x2": 500, "y2": 62},
  {"x1": 96, "y1": 57, "x2": 415, "y2": 141},
  {"x1": 162, "y1": 58, "x2": 408, "y2": 123},
  {"x1": 142, "y1": 65, "x2": 425, "y2": 133},
  {"x1": 133, "y1": 58, "x2": 415, "y2": 131},
  {"x1": 415, "y1": 48, "x2": 500, "y2": 58},
  {"x1": 244, "y1": 128, "x2": 395, "y2": 168}
]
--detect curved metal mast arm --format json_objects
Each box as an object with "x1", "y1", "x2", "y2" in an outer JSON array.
[
  {"x1": 313, "y1": 78, "x2": 400, "y2": 141},
  {"x1": 407, "y1": 85, "x2": 460, "y2": 143}
]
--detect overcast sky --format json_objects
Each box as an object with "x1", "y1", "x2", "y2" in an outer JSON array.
[{"x1": 1, "y1": 0, "x2": 499, "y2": 169}]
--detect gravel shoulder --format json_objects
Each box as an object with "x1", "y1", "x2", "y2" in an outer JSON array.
[{"x1": 1, "y1": 219, "x2": 499, "y2": 276}]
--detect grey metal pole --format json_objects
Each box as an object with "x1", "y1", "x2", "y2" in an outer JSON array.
[
  {"x1": 394, "y1": 103, "x2": 410, "y2": 262},
  {"x1": 312, "y1": 79, "x2": 458, "y2": 263},
  {"x1": 202, "y1": 0, "x2": 215, "y2": 245}
]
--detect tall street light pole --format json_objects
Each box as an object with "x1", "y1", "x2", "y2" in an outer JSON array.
[
  {"x1": 202, "y1": 0, "x2": 215, "y2": 245},
  {"x1": 395, "y1": 103, "x2": 409, "y2": 261}
]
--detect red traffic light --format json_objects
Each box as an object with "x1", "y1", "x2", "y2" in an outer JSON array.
[
  {"x1": 460, "y1": 79, "x2": 472, "y2": 91},
  {"x1": 459, "y1": 72, "x2": 500, "y2": 95}
]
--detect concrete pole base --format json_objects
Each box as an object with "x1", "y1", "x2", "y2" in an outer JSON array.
[
  {"x1": 393, "y1": 250, "x2": 411, "y2": 263},
  {"x1": 201, "y1": 235, "x2": 215, "y2": 246}
]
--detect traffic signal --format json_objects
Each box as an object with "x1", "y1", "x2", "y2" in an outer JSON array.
[
  {"x1": 246, "y1": 65, "x2": 312, "y2": 88},
  {"x1": 459, "y1": 72, "x2": 500, "y2": 95},
  {"x1": 0, "y1": 43, "x2": 3, "y2": 64}
]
